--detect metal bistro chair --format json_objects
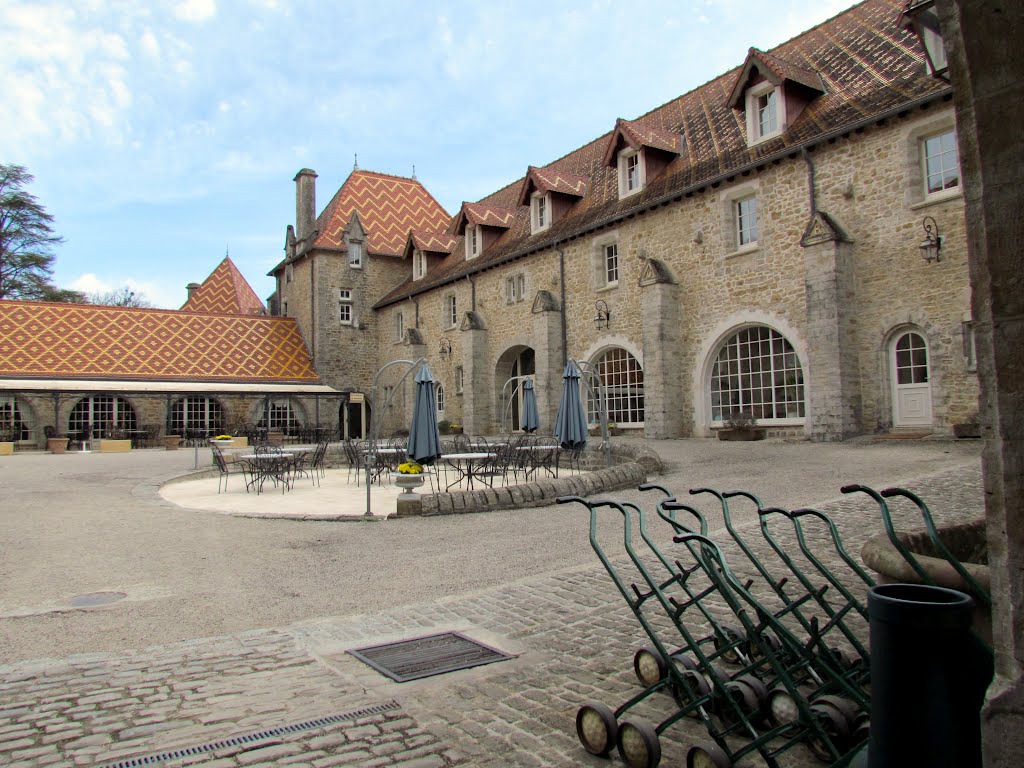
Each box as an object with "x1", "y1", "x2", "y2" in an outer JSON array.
[
  {"x1": 211, "y1": 446, "x2": 248, "y2": 494},
  {"x1": 308, "y1": 440, "x2": 329, "y2": 486}
]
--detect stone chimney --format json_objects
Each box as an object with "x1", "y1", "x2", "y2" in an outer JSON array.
[
  {"x1": 294, "y1": 168, "x2": 318, "y2": 243},
  {"x1": 186, "y1": 282, "x2": 201, "y2": 300}
]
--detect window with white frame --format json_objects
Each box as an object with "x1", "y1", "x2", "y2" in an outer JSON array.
[
  {"x1": 455, "y1": 366, "x2": 464, "y2": 393},
  {"x1": 339, "y1": 288, "x2": 353, "y2": 325},
  {"x1": 266, "y1": 398, "x2": 302, "y2": 434},
  {"x1": 587, "y1": 347, "x2": 645, "y2": 426},
  {"x1": 604, "y1": 243, "x2": 619, "y2": 286},
  {"x1": 436, "y1": 384, "x2": 445, "y2": 415},
  {"x1": 413, "y1": 249, "x2": 427, "y2": 280},
  {"x1": 745, "y1": 82, "x2": 785, "y2": 144},
  {"x1": 395, "y1": 311, "x2": 404, "y2": 342},
  {"x1": 922, "y1": 129, "x2": 960, "y2": 196},
  {"x1": 531, "y1": 192, "x2": 550, "y2": 233},
  {"x1": 506, "y1": 273, "x2": 526, "y2": 304},
  {"x1": 348, "y1": 241, "x2": 363, "y2": 268},
  {"x1": 736, "y1": 195, "x2": 759, "y2": 247},
  {"x1": 709, "y1": 326, "x2": 805, "y2": 422},
  {"x1": 444, "y1": 294, "x2": 457, "y2": 329},
  {"x1": 617, "y1": 148, "x2": 645, "y2": 198},
  {"x1": 465, "y1": 225, "x2": 481, "y2": 259}
]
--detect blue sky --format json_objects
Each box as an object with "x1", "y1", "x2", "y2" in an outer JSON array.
[{"x1": 2, "y1": 0, "x2": 852, "y2": 309}]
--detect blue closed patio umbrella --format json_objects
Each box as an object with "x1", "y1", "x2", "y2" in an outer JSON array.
[
  {"x1": 553, "y1": 360, "x2": 588, "y2": 449},
  {"x1": 407, "y1": 363, "x2": 443, "y2": 465},
  {"x1": 521, "y1": 378, "x2": 540, "y2": 433}
]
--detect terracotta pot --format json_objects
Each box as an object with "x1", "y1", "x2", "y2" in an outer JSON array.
[
  {"x1": 47, "y1": 437, "x2": 67, "y2": 454},
  {"x1": 164, "y1": 435, "x2": 181, "y2": 450}
]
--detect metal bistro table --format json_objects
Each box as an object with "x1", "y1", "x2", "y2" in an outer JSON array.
[
  {"x1": 516, "y1": 443, "x2": 559, "y2": 480},
  {"x1": 441, "y1": 452, "x2": 495, "y2": 492},
  {"x1": 239, "y1": 452, "x2": 295, "y2": 493}
]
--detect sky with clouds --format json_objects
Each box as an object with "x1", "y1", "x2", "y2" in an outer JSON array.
[{"x1": 2, "y1": 0, "x2": 853, "y2": 309}]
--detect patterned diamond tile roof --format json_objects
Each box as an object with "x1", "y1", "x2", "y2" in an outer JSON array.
[
  {"x1": 311, "y1": 170, "x2": 450, "y2": 257},
  {"x1": 375, "y1": 0, "x2": 950, "y2": 308},
  {"x1": 181, "y1": 256, "x2": 266, "y2": 315},
  {"x1": 517, "y1": 165, "x2": 589, "y2": 205},
  {"x1": 0, "y1": 300, "x2": 320, "y2": 383}
]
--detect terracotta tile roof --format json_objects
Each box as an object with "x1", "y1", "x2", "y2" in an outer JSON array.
[
  {"x1": 0, "y1": 300, "x2": 320, "y2": 383},
  {"x1": 726, "y1": 47, "x2": 826, "y2": 108},
  {"x1": 517, "y1": 165, "x2": 589, "y2": 205},
  {"x1": 310, "y1": 170, "x2": 450, "y2": 257},
  {"x1": 451, "y1": 202, "x2": 518, "y2": 234},
  {"x1": 602, "y1": 118, "x2": 683, "y2": 166},
  {"x1": 375, "y1": 0, "x2": 948, "y2": 308},
  {"x1": 404, "y1": 230, "x2": 458, "y2": 258},
  {"x1": 181, "y1": 256, "x2": 266, "y2": 315}
]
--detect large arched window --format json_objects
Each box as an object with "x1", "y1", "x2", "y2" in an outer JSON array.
[
  {"x1": 588, "y1": 347, "x2": 645, "y2": 425},
  {"x1": 436, "y1": 384, "x2": 445, "y2": 416},
  {"x1": 0, "y1": 396, "x2": 30, "y2": 441},
  {"x1": 169, "y1": 396, "x2": 224, "y2": 436},
  {"x1": 265, "y1": 398, "x2": 302, "y2": 434},
  {"x1": 710, "y1": 326, "x2": 805, "y2": 422},
  {"x1": 70, "y1": 396, "x2": 137, "y2": 438}
]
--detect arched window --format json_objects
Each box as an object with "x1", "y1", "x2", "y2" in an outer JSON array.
[
  {"x1": 169, "y1": 396, "x2": 224, "y2": 436},
  {"x1": 266, "y1": 398, "x2": 302, "y2": 434},
  {"x1": 0, "y1": 396, "x2": 30, "y2": 441},
  {"x1": 70, "y1": 396, "x2": 137, "y2": 438},
  {"x1": 588, "y1": 347, "x2": 645, "y2": 425},
  {"x1": 710, "y1": 326, "x2": 805, "y2": 422},
  {"x1": 436, "y1": 384, "x2": 445, "y2": 416}
]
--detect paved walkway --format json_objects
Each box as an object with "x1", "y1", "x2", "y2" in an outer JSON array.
[{"x1": 0, "y1": 438, "x2": 984, "y2": 766}]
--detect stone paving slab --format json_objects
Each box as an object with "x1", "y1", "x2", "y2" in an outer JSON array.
[{"x1": 0, "y1": 462, "x2": 984, "y2": 767}]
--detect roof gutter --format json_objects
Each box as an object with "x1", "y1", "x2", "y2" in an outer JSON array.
[{"x1": 374, "y1": 88, "x2": 953, "y2": 310}]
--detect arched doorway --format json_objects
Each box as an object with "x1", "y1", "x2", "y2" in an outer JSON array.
[
  {"x1": 495, "y1": 345, "x2": 535, "y2": 431},
  {"x1": 587, "y1": 347, "x2": 645, "y2": 427},
  {"x1": 890, "y1": 329, "x2": 933, "y2": 428}
]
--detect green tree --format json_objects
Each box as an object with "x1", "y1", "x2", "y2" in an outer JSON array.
[{"x1": 0, "y1": 164, "x2": 84, "y2": 302}]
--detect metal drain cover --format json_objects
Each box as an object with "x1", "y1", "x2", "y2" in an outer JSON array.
[
  {"x1": 348, "y1": 631, "x2": 515, "y2": 682},
  {"x1": 69, "y1": 591, "x2": 127, "y2": 608}
]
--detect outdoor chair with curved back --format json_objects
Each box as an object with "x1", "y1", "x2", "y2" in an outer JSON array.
[{"x1": 211, "y1": 445, "x2": 248, "y2": 494}]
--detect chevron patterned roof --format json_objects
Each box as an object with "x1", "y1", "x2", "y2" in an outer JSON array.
[
  {"x1": 727, "y1": 47, "x2": 825, "y2": 109},
  {"x1": 451, "y1": 202, "x2": 517, "y2": 235},
  {"x1": 517, "y1": 165, "x2": 588, "y2": 205},
  {"x1": 408, "y1": 230, "x2": 458, "y2": 255},
  {"x1": 602, "y1": 117, "x2": 682, "y2": 166},
  {"x1": 311, "y1": 170, "x2": 450, "y2": 257},
  {"x1": 181, "y1": 256, "x2": 266, "y2": 315},
  {"x1": 0, "y1": 301, "x2": 320, "y2": 383}
]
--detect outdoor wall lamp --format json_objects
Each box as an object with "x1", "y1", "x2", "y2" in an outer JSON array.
[
  {"x1": 899, "y1": 0, "x2": 949, "y2": 81},
  {"x1": 594, "y1": 300, "x2": 611, "y2": 331},
  {"x1": 438, "y1": 338, "x2": 452, "y2": 359},
  {"x1": 920, "y1": 216, "x2": 943, "y2": 264}
]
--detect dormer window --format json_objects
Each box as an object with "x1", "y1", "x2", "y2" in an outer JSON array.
[
  {"x1": 746, "y1": 82, "x2": 784, "y2": 144},
  {"x1": 465, "y1": 225, "x2": 481, "y2": 259},
  {"x1": 618, "y1": 148, "x2": 645, "y2": 198},
  {"x1": 348, "y1": 241, "x2": 363, "y2": 268},
  {"x1": 413, "y1": 249, "x2": 427, "y2": 280},
  {"x1": 531, "y1": 192, "x2": 550, "y2": 233}
]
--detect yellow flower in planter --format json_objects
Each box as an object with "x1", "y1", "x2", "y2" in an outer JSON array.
[
  {"x1": 214, "y1": 435, "x2": 233, "y2": 441},
  {"x1": 397, "y1": 462, "x2": 423, "y2": 475}
]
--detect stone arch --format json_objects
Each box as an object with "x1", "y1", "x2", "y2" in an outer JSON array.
[
  {"x1": 494, "y1": 340, "x2": 536, "y2": 432},
  {"x1": 0, "y1": 394, "x2": 36, "y2": 443},
  {"x1": 875, "y1": 311, "x2": 945, "y2": 432},
  {"x1": 693, "y1": 311, "x2": 809, "y2": 436}
]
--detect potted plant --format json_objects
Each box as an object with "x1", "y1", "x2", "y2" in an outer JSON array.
[
  {"x1": 438, "y1": 419, "x2": 452, "y2": 435},
  {"x1": 716, "y1": 410, "x2": 766, "y2": 441},
  {"x1": 449, "y1": 423, "x2": 463, "y2": 435},
  {"x1": 394, "y1": 461, "x2": 426, "y2": 494},
  {"x1": 164, "y1": 433, "x2": 182, "y2": 450},
  {"x1": 99, "y1": 423, "x2": 132, "y2": 453},
  {"x1": 44, "y1": 425, "x2": 67, "y2": 454},
  {"x1": 0, "y1": 420, "x2": 15, "y2": 456}
]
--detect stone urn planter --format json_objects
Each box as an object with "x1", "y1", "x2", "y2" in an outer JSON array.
[
  {"x1": 393, "y1": 473, "x2": 426, "y2": 495},
  {"x1": 47, "y1": 437, "x2": 68, "y2": 454},
  {"x1": 861, "y1": 519, "x2": 991, "y2": 644},
  {"x1": 164, "y1": 435, "x2": 181, "y2": 450}
]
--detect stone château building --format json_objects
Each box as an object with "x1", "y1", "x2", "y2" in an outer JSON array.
[{"x1": 270, "y1": 0, "x2": 975, "y2": 442}]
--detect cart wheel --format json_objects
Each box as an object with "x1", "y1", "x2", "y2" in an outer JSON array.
[
  {"x1": 576, "y1": 702, "x2": 617, "y2": 757},
  {"x1": 686, "y1": 740, "x2": 733, "y2": 768},
  {"x1": 714, "y1": 679, "x2": 761, "y2": 727},
  {"x1": 748, "y1": 630, "x2": 782, "y2": 661},
  {"x1": 807, "y1": 702, "x2": 851, "y2": 762},
  {"x1": 814, "y1": 695, "x2": 861, "y2": 729},
  {"x1": 713, "y1": 624, "x2": 747, "y2": 664},
  {"x1": 767, "y1": 685, "x2": 801, "y2": 728},
  {"x1": 733, "y1": 674, "x2": 768, "y2": 721},
  {"x1": 673, "y1": 654, "x2": 700, "y2": 671},
  {"x1": 617, "y1": 717, "x2": 662, "y2": 768},
  {"x1": 634, "y1": 646, "x2": 668, "y2": 687},
  {"x1": 671, "y1": 669, "x2": 712, "y2": 714},
  {"x1": 852, "y1": 713, "x2": 870, "y2": 746},
  {"x1": 822, "y1": 645, "x2": 857, "y2": 670}
]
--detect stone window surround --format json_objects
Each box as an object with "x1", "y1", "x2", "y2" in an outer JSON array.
[
  {"x1": 579, "y1": 340, "x2": 647, "y2": 428},
  {"x1": 338, "y1": 288, "x2": 353, "y2": 325},
  {"x1": 692, "y1": 312, "x2": 809, "y2": 437},
  {"x1": 745, "y1": 81, "x2": 786, "y2": 146},
  {"x1": 395, "y1": 311, "x2": 404, "y2": 343},
  {"x1": 617, "y1": 147, "x2": 645, "y2": 199},
  {"x1": 719, "y1": 180, "x2": 761, "y2": 258},
  {"x1": 348, "y1": 240, "x2": 363, "y2": 268},
  {"x1": 903, "y1": 110, "x2": 963, "y2": 210},
  {"x1": 285, "y1": 263, "x2": 294, "y2": 283},
  {"x1": 505, "y1": 273, "x2": 526, "y2": 304},
  {"x1": 592, "y1": 230, "x2": 621, "y2": 291},
  {"x1": 413, "y1": 249, "x2": 427, "y2": 281},
  {"x1": 530, "y1": 191, "x2": 551, "y2": 234},
  {"x1": 436, "y1": 383, "x2": 445, "y2": 414},
  {"x1": 455, "y1": 365, "x2": 464, "y2": 394}
]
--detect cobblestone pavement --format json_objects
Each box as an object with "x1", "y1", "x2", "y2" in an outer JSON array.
[{"x1": 0, "y1": 440, "x2": 984, "y2": 767}]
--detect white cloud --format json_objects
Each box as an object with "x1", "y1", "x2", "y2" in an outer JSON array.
[
  {"x1": 140, "y1": 29, "x2": 160, "y2": 58},
  {"x1": 173, "y1": 0, "x2": 217, "y2": 23},
  {"x1": 69, "y1": 273, "x2": 181, "y2": 309}
]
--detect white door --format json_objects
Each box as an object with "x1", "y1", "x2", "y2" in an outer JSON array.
[{"x1": 891, "y1": 331, "x2": 933, "y2": 427}]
